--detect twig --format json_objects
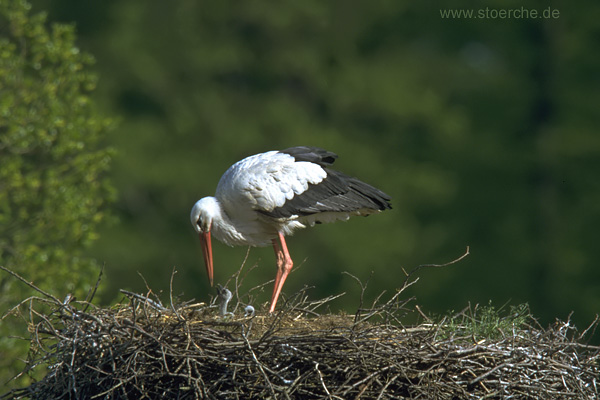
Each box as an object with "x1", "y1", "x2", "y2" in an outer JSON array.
[
  {"x1": 169, "y1": 267, "x2": 183, "y2": 320},
  {"x1": 82, "y1": 265, "x2": 104, "y2": 312},
  {"x1": 242, "y1": 331, "x2": 277, "y2": 398},
  {"x1": 404, "y1": 246, "x2": 470, "y2": 284},
  {"x1": 0, "y1": 265, "x2": 62, "y2": 304},
  {"x1": 342, "y1": 271, "x2": 372, "y2": 323},
  {"x1": 119, "y1": 289, "x2": 167, "y2": 312},
  {"x1": 314, "y1": 362, "x2": 343, "y2": 400}
]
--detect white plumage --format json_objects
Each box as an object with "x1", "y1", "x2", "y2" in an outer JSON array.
[{"x1": 191, "y1": 146, "x2": 391, "y2": 313}]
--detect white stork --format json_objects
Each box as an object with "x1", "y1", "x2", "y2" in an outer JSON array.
[{"x1": 190, "y1": 146, "x2": 391, "y2": 313}]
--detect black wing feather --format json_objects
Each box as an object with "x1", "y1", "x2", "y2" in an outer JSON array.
[
  {"x1": 260, "y1": 168, "x2": 392, "y2": 219},
  {"x1": 279, "y1": 146, "x2": 338, "y2": 167}
]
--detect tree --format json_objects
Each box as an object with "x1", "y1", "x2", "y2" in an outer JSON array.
[{"x1": 0, "y1": 0, "x2": 114, "y2": 387}]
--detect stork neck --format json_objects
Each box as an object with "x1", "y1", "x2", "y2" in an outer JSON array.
[
  {"x1": 204, "y1": 197, "x2": 238, "y2": 245},
  {"x1": 204, "y1": 197, "x2": 228, "y2": 228}
]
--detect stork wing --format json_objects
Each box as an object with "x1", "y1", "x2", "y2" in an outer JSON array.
[
  {"x1": 215, "y1": 147, "x2": 391, "y2": 221},
  {"x1": 215, "y1": 150, "x2": 328, "y2": 214},
  {"x1": 279, "y1": 146, "x2": 338, "y2": 167},
  {"x1": 260, "y1": 169, "x2": 392, "y2": 219}
]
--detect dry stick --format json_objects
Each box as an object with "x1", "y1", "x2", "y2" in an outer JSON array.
[
  {"x1": 353, "y1": 278, "x2": 419, "y2": 326},
  {"x1": 304, "y1": 292, "x2": 347, "y2": 314},
  {"x1": 0, "y1": 265, "x2": 62, "y2": 305},
  {"x1": 579, "y1": 314, "x2": 599, "y2": 341},
  {"x1": 353, "y1": 382, "x2": 372, "y2": 400},
  {"x1": 403, "y1": 246, "x2": 470, "y2": 285},
  {"x1": 225, "y1": 246, "x2": 252, "y2": 313},
  {"x1": 415, "y1": 304, "x2": 433, "y2": 323},
  {"x1": 119, "y1": 290, "x2": 167, "y2": 312},
  {"x1": 257, "y1": 286, "x2": 315, "y2": 343},
  {"x1": 2, "y1": 295, "x2": 57, "y2": 321},
  {"x1": 134, "y1": 270, "x2": 166, "y2": 313},
  {"x1": 345, "y1": 247, "x2": 469, "y2": 326},
  {"x1": 314, "y1": 362, "x2": 344, "y2": 400},
  {"x1": 169, "y1": 266, "x2": 183, "y2": 320},
  {"x1": 82, "y1": 265, "x2": 104, "y2": 312},
  {"x1": 136, "y1": 271, "x2": 154, "y2": 294},
  {"x1": 469, "y1": 362, "x2": 515, "y2": 386},
  {"x1": 342, "y1": 270, "x2": 373, "y2": 323},
  {"x1": 346, "y1": 364, "x2": 396, "y2": 396},
  {"x1": 241, "y1": 333, "x2": 277, "y2": 398},
  {"x1": 376, "y1": 374, "x2": 399, "y2": 400}
]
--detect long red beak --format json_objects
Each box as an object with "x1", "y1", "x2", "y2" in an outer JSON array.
[{"x1": 200, "y1": 231, "x2": 213, "y2": 286}]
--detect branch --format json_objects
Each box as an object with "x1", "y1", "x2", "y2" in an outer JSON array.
[{"x1": 0, "y1": 265, "x2": 62, "y2": 305}]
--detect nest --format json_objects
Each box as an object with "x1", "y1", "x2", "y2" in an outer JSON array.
[{"x1": 1, "y1": 264, "x2": 599, "y2": 399}]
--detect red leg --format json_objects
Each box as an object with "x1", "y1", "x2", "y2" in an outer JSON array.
[{"x1": 269, "y1": 232, "x2": 293, "y2": 313}]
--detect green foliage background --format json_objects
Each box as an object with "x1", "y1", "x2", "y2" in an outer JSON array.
[
  {"x1": 2, "y1": 0, "x2": 600, "y2": 389},
  {"x1": 0, "y1": 0, "x2": 114, "y2": 387}
]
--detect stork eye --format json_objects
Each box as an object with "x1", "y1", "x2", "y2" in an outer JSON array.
[{"x1": 196, "y1": 218, "x2": 210, "y2": 232}]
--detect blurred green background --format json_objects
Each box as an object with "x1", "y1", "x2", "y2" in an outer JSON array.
[{"x1": 2, "y1": 0, "x2": 600, "y2": 389}]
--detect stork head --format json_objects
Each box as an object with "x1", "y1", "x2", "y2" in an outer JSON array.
[{"x1": 190, "y1": 197, "x2": 219, "y2": 286}]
